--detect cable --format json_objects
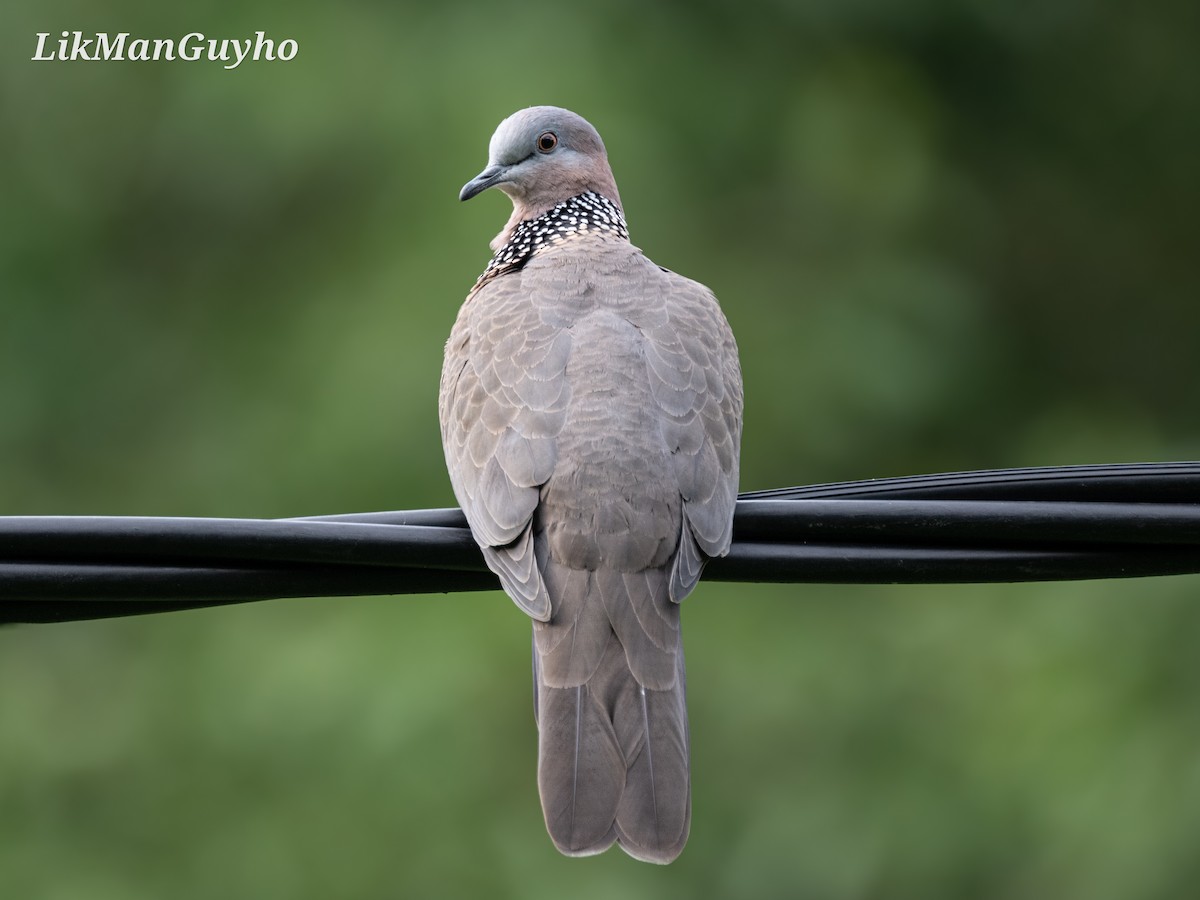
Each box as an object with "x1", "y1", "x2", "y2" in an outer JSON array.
[{"x1": 3, "y1": 462, "x2": 1197, "y2": 625}]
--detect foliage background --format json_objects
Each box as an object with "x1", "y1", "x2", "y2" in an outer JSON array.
[{"x1": 1, "y1": 1, "x2": 1198, "y2": 897}]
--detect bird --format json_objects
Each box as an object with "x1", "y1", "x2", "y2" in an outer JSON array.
[{"x1": 439, "y1": 106, "x2": 742, "y2": 864}]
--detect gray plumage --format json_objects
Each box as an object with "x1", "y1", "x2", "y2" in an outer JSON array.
[{"x1": 439, "y1": 106, "x2": 742, "y2": 864}]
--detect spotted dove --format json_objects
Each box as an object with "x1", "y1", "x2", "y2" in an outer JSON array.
[{"x1": 439, "y1": 106, "x2": 742, "y2": 864}]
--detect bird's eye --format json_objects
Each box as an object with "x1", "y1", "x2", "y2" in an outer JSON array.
[{"x1": 536, "y1": 131, "x2": 558, "y2": 153}]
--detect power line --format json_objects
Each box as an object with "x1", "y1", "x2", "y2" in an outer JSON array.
[{"x1": 3, "y1": 462, "x2": 1198, "y2": 625}]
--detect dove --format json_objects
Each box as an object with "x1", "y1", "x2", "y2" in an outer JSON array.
[{"x1": 440, "y1": 106, "x2": 742, "y2": 863}]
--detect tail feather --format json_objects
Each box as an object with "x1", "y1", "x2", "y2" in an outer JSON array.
[
  {"x1": 597, "y1": 568, "x2": 679, "y2": 690},
  {"x1": 534, "y1": 562, "x2": 610, "y2": 687},
  {"x1": 621, "y1": 570, "x2": 681, "y2": 651},
  {"x1": 534, "y1": 565, "x2": 690, "y2": 864},
  {"x1": 535, "y1": 635, "x2": 625, "y2": 856},
  {"x1": 612, "y1": 651, "x2": 690, "y2": 863}
]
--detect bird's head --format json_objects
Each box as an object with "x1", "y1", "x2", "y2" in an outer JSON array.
[{"x1": 460, "y1": 106, "x2": 622, "y2": 248}]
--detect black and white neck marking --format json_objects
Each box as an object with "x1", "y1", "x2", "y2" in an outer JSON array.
[{"x1": 475, "y1": 191, "x2": 629, "y2": 287}]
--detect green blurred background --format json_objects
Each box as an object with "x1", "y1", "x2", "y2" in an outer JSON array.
[{"x1": 2, "y1": 1, "x2": 1198, "y2": 897}]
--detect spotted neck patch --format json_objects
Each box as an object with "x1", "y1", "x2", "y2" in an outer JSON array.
[{"x1": 475, "y1": 191, "x2": 629, "y2": 287}]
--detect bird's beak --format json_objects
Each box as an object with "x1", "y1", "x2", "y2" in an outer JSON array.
[{"x1": 459, "y1": 164, "x2": 508, "y2": 201}]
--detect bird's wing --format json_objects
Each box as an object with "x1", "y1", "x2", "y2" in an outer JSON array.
[
  {"x1": 439, "y1": 275, "x2": 572, "y2": 621},
  {"x1": 641, "y1": 266, "x2": 743, "y2": 602}
]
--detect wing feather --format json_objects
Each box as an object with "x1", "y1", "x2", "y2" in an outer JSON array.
[
  {"x1": 439, "y1": 277, "x2": 572, "y2": 621},
  {"x1": 640, "y1": 267, "x2": 743, "y2": 589}
]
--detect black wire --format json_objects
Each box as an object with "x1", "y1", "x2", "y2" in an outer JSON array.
[
  {"x1": 3, "y1": 462, "x2": 1198, "y2": 625},
  {"x1": 741, "y1": 461, "x2": 1200, "y2": 502}
]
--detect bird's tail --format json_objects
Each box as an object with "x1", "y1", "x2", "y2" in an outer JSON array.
[{"x1": 532, "y1": 565, "x2": 690, "y2": 864}]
